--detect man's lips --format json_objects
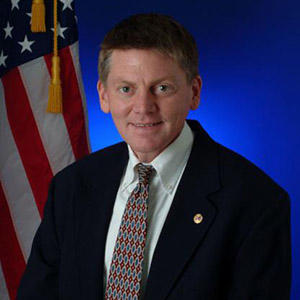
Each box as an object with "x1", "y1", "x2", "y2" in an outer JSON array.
[{"x1": 130, "y1": 121, "x2": 163, "y2": 128}]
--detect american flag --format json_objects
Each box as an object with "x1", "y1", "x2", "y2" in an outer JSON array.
[{"x1": 0, "y1": 0, "x2": 90, "y2": 298}]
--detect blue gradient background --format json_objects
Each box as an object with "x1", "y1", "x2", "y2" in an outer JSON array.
[{"x1": 75, "y1": 0, "x2": 299, "y2": 298}]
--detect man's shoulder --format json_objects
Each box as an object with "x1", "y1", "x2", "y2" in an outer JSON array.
[
  {"x1": 188, "y1": 118, "x2": 288, "y2": 204},
  {"x1": 54, "y1": 141, "x2": 128, "y2": 183},
  {"x1": 216, "y1": 142, "x2": 289, "y2": 207},
  {"x1": 189, "y1": 120, "x2": 285, "y2": 191}
]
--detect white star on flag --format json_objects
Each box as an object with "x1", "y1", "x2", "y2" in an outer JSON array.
[
  {"x1": 18, "y1": 35, "x2": 35, "y2": 53},
  {"x1": 3, "y1": 21, "x2": 14, "y2": 39},
  {"x1": 11, "y1": 0, "x2": 20, "y2": 10},
  {"x1": 0, "y1": 50, "x2": 8, "y2": 67},
  {"x1": 51, "y1": 23, "x2": 68, "y2": 39},
  {"x1": 59, "y1": 0, "x2": 74, "y2": 11}
]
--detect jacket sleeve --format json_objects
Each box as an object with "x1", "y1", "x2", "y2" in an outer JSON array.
[
  {"x1": 227, "y1": 192, "x2": 292, "y2": 299},
  {"x1": 17, "y1": 178, "x2": 60, "y2": 300}
]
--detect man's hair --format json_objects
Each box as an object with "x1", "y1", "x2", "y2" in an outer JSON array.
[{"x1": 98, "y1": 13, "x2": 199, "y2": 84}]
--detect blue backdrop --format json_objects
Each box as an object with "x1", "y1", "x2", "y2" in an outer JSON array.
[{"x1": 75, "y1": 0, "x2": 299, "y2": 298}]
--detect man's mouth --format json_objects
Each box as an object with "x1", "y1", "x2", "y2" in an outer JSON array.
[{"x1": 131, "y1": 121, "x2": 163, "y2": 127}]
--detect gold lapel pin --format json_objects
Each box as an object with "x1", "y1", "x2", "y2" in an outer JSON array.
[{"x1": 193, "y1": 213, "x2": 203, "y2": 224}]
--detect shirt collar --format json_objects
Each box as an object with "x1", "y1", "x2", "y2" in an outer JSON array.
[{"x1": 121, "y1": 121, "x2": 194, "y2": 194}]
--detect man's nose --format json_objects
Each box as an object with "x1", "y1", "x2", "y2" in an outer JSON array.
[{"x1": 132, "y1": 89, "x2": 157, "y2": 114}]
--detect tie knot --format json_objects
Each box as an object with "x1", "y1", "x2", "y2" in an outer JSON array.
[{"x1": 137, "y1": 163, "x2": 154, "y2": 185}]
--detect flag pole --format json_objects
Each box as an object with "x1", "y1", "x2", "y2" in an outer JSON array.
[{"x1": 47, "y1": 0, "x2": 63, "y2": 113}]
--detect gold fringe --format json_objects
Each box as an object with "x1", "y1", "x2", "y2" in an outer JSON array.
[
  {"x1": 47, "y1": 56, "x2": 63, "y2": 113},
  {"x1": 31, "y1": 0, "x2": 46, "y2": 32}
]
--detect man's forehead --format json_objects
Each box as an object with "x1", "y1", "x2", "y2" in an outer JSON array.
[
  {"x1": 110, "y1": 48, "x2": 166, "y2": 58},
  {"x1": 109, "y1": 48, "x2": 169, "y2": 65},
  {"x1": 107, "y1": 48, "x2": 185, "y2": 82}
]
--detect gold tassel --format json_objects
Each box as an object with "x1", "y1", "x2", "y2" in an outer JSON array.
[
  {"x1": 47, "y1": 56, "x2": 63, "y2": 113},
  {"x1": 31, "y1": 0, "x2": 46, "y2": 32}
]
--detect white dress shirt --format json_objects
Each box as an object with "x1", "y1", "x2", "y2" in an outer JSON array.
[{"x1": 103, "y1": 121, "x2": 194, "y2": 298}]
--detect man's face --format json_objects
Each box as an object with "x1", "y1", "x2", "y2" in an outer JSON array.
[{"x1": 98, "y1": 49, "x2": 202, "y2": 162}]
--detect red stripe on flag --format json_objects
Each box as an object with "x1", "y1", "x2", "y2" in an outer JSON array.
[
  {"x1": 45, "y1": 47, "x2": 89, "y2": 160},
  {"x1": 2, "y1": 69, "x2": 53, "y2": 216},
  {"x1": 0, "y1": 183, "x2": 26, "y2": 299}
]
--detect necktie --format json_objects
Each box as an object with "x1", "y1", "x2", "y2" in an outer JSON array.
[{"x1": 105, "y1": 163, "x2": 154, "y2": 300}]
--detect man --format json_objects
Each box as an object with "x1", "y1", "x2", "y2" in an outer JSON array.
[{"x1": 17, "y1": 13, "x2": 291, "y2": 300}]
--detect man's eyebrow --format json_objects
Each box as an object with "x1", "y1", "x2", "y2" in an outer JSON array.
[
  {"x1": 111, "y1": 79, "x2": 136, "y2": 86},
  {"x1": 150, "y1": 76, "x2": 178, "y2": 85},
  {"x1": 111, "y1": 76, "x2": 178, "y2": 86}
]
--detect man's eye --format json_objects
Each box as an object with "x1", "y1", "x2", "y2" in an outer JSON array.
[
  {"x1": 158, "y1": 85, "x2": 168, "y2": 92},
  {"x1": 153, "y1": 84, "x2": 174, "y2": 95},
  {"x1": 120, "y1": 86, "x2": 130, "y2": 93}
]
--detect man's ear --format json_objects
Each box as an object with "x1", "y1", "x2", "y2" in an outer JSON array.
[
  {"x1": 190, "y1": 75, "x2": 202, "y2": 110},
  {"x1": 97, "y1": 80, "x2": 110, "y2": 113}
]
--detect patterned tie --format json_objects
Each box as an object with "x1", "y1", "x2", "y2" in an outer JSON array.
[{"x1": 105, "y1": 163, "x2": 154, "y2": 300}]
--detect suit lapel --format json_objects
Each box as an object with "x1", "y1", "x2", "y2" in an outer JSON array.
[
  {"x1": 144, "y1": 121, "x2": 221, "y2": 300},
  {"x1": 76, "y1": 145, "x2": 128, "y2": 300}
]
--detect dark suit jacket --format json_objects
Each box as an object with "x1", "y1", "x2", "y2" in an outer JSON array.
[{"x1": 17, "y1": 120, "x2": 291, "y2": 300}]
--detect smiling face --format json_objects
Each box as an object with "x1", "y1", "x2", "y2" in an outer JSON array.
[{"x1": 98, "y1": 49, "x2": 202, "y2": 162}]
